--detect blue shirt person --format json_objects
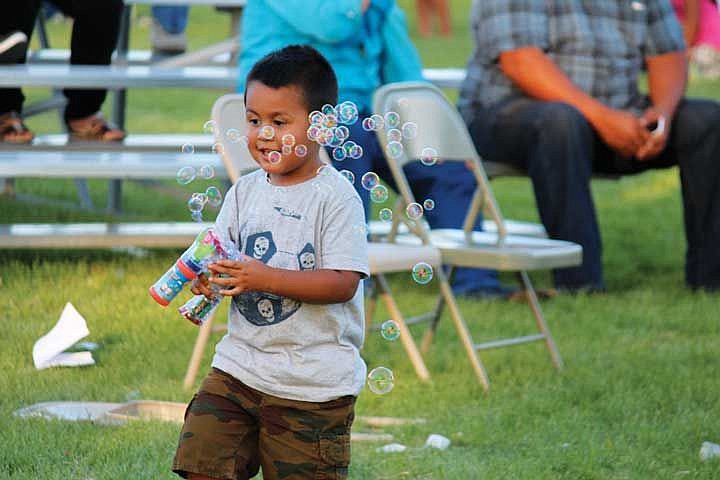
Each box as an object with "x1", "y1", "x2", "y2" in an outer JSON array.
[{"x1": 237, "y1": 0, "x2": 506, "y2": 296}]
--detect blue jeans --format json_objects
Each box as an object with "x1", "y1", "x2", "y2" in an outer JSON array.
[
  {"x1": 328, "y1": 115, "x2": 501, "y2": 294},
  {"x1": 151, "y1": 5, "x2": 188, "y2": 34},
  {"x1": 467, "y1": 97, "x2": 720, "y2": 291}
]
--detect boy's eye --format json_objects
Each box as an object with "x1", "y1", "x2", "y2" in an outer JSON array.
[
  {"x1": 273, "y1": 120, "x2": 285, "y2": 127},
  {"x1": 247, "y1": 118, "x2": 260, "y2": 126}
]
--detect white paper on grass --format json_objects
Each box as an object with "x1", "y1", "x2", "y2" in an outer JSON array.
[{"x1": 32, "y1": 302, "x2": 95, "y2": 370}]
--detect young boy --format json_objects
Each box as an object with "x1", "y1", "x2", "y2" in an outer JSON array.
[{"x1": 172, "y1": 45, "x2": 369, "y2": 480}]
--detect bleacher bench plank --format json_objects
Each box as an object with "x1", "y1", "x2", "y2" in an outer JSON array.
[
  {"x1": 27, "y1": 49, "x2": 233, "y2": 66},
  {"x1": 0, "y1": 151, "x2": 227, "y2": 179},
  {"x1": 0, "y1": 65, "x2": 466, "y2": 90},
  {"x1": 0, "y1": 134, "x2": 215, "y2": 152}
]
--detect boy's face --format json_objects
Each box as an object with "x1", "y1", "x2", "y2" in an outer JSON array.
[{"x1": 245, "y1": 81, "x2": 322, "y2": 185}]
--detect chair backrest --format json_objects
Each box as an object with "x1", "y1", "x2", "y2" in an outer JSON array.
[
  {"x1": 372, "y1": 82, "x2": 508, "y2": 243},
  {"x1": 210, "y1": 93, "x2": 257, "y2": 183},
  {"x1": 210, "y1": 93, "x2": 332, "y2": 184}
]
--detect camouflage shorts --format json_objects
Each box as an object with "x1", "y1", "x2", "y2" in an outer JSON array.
[{"x1": 172, "y1": 368, "x2": 355, "y2": 480}]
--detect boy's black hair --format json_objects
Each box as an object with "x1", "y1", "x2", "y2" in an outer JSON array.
[{"x1": 245, "y1": 45, "x2": 338, "y2": 113}]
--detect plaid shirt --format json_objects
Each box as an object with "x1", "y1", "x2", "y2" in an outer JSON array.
[{"x1": 458, "y1": 0, "x2": 685, "y2": 122}]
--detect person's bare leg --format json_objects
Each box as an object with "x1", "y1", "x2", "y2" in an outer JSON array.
[
  {"x1": 415, "y1": 0, "x2": 431, "y2": 37},
  {"x1": 432, "y1": 0, "x2": 452, "y2": 36}
]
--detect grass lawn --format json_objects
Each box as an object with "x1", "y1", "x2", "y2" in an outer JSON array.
[{"x1": 2, "y1": 1, "x2": 720, "y2": 478}]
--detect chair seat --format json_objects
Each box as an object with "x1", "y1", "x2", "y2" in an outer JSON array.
[
  {"x1": 393, "y1": 229, "x2": 582, "y2": 271},
  {"x1": 368, "y1": 242, "x2": 442, "y2": 274},
  {"x1": 368, "y1": 218, "x2": 547, "y2": 239}
]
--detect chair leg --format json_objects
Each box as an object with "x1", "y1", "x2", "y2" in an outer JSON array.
[
  {"x1": 420, "y1": 294, "x2": 445, "y2": 354},
  {"x1": 364, "y1": 278, "x2": 379, "y2": 342},
  {"x1": 517, "y1": 271, "x2": 564, "y2": 370},
  {"x1": 420, "y1": 266, "x2": 452, "y2": 353},
  {"x1": 436, "y1": 269, "x2": 490, "y2": 391},
  {"x1": 183, "y1": 308, "x2": 217, "y2": 390},
  {"x1": 375, "y1": 274, "x2": 431, "y2": 382}
]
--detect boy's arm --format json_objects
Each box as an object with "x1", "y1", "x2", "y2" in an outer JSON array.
[{"x1": 208, "y1": 257, "x2": 363, "y2": 304}]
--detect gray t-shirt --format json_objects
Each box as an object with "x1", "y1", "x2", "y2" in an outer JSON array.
[{"x1": 211, "y1": 168, "x2": 370, "y2": 402}]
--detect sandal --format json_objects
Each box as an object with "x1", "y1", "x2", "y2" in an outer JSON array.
[
  {"x1": 67, "y1": 112, "x2": 126, "y2": 142},
  {"x1": 0, "y1": 111, "x2": 34, "y2": 144}
]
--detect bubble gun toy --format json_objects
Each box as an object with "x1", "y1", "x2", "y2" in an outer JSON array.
[{"x1": 149, "y1": 228, "x2": 240, "y2": 325}]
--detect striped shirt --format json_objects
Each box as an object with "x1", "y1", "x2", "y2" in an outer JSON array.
[{"x1": 458, "y1": 0, "x2": 685, "y2": 122}]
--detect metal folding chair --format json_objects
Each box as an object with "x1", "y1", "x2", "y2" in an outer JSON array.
[
  {"x1": 183, "y1": 94, "x2": 439, "y2": 389},
  {"x1": 372, "y1": 82, "x2": 583, "y2": 390}
]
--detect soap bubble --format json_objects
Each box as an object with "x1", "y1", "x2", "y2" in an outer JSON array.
[
  {"x1": 282, "y1": 145, "x2": 293, "y2": 156},
  {"x1": 316, "y1": 164, "x2": 331, "y2": 176},
  {"x1": 349, "y1": 144, "x2": 363, "y2": 159},
  {"x1": 361, "y1": 117, "x2": 376, "y2": 132},
  {"x1": 309, "y1": 111, "x2": 325, "y2": 125},
  {"x1": 412, "y1": 262, "x2": 434, "y2": 285},
  {"x1": 367, "y1": 366, "x2": 394, "y2": 395},
  {"x1": 181, "y1": 143, "x2": 195, "y2": 154},
  {"x1": 259, "y1": 125, "x2": 275, "y2": 140},
  {"x1": 386, "y1": 128, "x2": 402, "y2": 143},
  {"x1": 191, "y1": 211, "x2": 203, "y2": 222},
  {"x1": 420, "y1": 147, "x2": 439, "y2": 166},
  {"x1": 406, "y1": 202, "x2": 424, "y2": 220},
  {"x1": 321, "y1": 104, "x2": 336, "y2": 116},
  {"x1": 199, "y1": 165, "x2": 215, "y2": 180},
  {"x1": 295, "y1": 144, "x2": 308, "y2": 157},
  {"x1": 211, "y1": 142, "x2": 224, "y2": 155},
  {"x1": 226, "y1": 128, "x2": 242, "y2": 143},
  {"x1": 307, "y1": 125, "x2": 321, "y2": 142},
  {"x1": 281, "y1": 133, "x2": 296, "y2": 147},
  {"x1": 423, "y1": 198, "x2": 435, "y2": 211},
  {"x1": 205, "y1": 186, "x2": 222, "y2": 208},
  {"x1": 176, "y1": 166, "x2": 196, "y2": 185},
  {"x1": 386, "y1": 141, "x2": 404, "y2": 159},
  {"x1": 332, "y1": 146, "x2": 347, "y2": 162},
  {"x1": 268, "y1": 151, "x2": 282, "y2": 164},
  {"x1": 370, "y1": 185, "x2": 389, "y2": 204},
  {"x1": 380, "y1": 320, "x2": 400, "y2": 341},
  {"x1": 326, "y1": 130, "x2": 343, "y2": 148},
  {"x1": 379, "y1": 207, "x2": 393, "y2": 222},
  {"x1": 337, "y1": 101, "x2": 359, "y2": 125},
  {"x1": 323, "y1": 114, "x2": 338, "y2": 129},
  {"x1": 187, "y1": 193, "x2": 207, "y2": 213},
  {"x1": 202, "y1": 120, "x2": 215, "y2": 134},
  {"x1": 370, "y1": 114, "x2": 385, "y2": 130},
  {"x1": 335, "y1": 125, "x2": 350, "y2": 142},
  {"x1": 401, "y1": 122, "x2": 418, "y2": 139},
  {"x1": 384, "y1": 111, "x2": 401, "y2": 129},
  {"x1": 361, "y1": 172, "x2": 380, "y2": 190},
  {"x1": 340, "y1": 170, "x2": 355, "y2": 184}
]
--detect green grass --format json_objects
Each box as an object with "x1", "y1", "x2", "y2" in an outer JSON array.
[{"x1": 2, "y1": 2, "x2": 720, "y2": 478}]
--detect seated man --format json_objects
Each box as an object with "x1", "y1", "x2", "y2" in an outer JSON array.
[
  {"x1": 458, "y1": 0, "x2": 720, "y2": 292},
  {"x1": 237, "y1": 0, "x2": 509, "y2": 297},
  {"x1": 0, "y1": 0, "x2": 125, "y2": 143}
]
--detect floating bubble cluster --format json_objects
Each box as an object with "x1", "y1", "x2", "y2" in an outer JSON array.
[
  {"x1": 412, "y1": 262, "x2": 434, "y2": 285},
  {"x1": 380, "y1": 320, "x2": 400, "y2": 341},
  {"x1": 367, "y1": 366, "x2": 395, "y2": 395}
]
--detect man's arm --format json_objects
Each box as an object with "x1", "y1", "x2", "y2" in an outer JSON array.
[
  {"x1": 645, "y1": 51, "x2": 688, "y2": 120},
  {"x1": 499, "y1": 46, "x2": 649, "y2": 157},
  {"x1": 680, "y1": 0, "x2": 700, "y2": 46}
]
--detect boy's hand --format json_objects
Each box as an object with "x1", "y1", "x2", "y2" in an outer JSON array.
[
  {"x1": 208, "y1": 255, "x2": 272, "y2": 296},
  {"x1": 190, "y1": 273, "x2": 214, "y2": 297}
]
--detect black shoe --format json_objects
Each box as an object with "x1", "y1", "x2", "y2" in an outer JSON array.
[{"x1": 0, "y1": 31, "x2": 28, "y2": 64}]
